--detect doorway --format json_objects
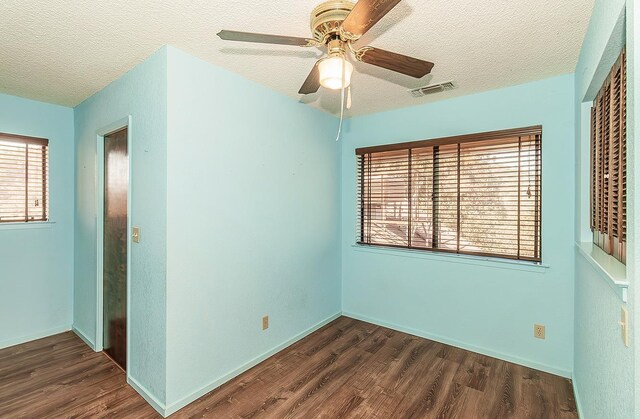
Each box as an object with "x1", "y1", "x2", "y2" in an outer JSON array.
[{"x1": 102, "y1": 127, "x2": 129, "y2": 370}]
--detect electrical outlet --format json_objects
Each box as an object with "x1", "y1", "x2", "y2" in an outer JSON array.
[
  {"x1": 620, "y1": 307, "x2": 629, "y2": 347},
  {"x1": 262, "y1": 315, "x2": 269, "y2": 331},
  {"x1": 534, "y1": 324, "x2": 545, "y2": 339}
]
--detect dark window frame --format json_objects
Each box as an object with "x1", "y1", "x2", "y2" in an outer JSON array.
[
  {"x1": 0, "y1": 132, "x2": 49, "y2": 223},
  {"x1": 356, "y1": 126, "x2": 542, "y2": 263}
]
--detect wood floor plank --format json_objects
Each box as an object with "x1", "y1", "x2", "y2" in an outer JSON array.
[
  {"x1": 346, "y1": 386, "x2": 406, "y2": 419},
  {"x1": 264, "y1": 331, "x2": 382, "y2": 418},
  {"x1": 453, "y1": 352, "x2": 492, "y2": 392},
  {"x1": 0, "y1": 351, "x2": 110, "y2": 397},
  {"x1": 0, "y1": 339, "x2": 92, "y2": 379},
  {"x1": 392, "y1": 357, "x2": 460, "y2": 418},
  {"x1": 340, "y1": 327, "x2": 410, "y2": 392},
  {"x1": 0, "y1": 317, "x2": 578, "y2": 419},
  {"x1": 311, "y1": 385, "x2": 364, "y2": 419},
  {"x1": 482, "y1": 360, "x2": 519, "y2": 418},
  {"x1": 451, "y1": 387, "x2": 484, "y2": 419},
  {"x1": 173, "y1": 319, "x2": 372, "y2": 418},
  {"x1": 64, "y1": 385, "x2": 160, "y2": 418},
  {"x1": 276, "y1": 352, "x2": 370, "y2": 418},
  {"x1": 0, "y1": 332, "x2": 78, "y2": 362},
  {"x1": 2, "y1": 361, "x2": 125, "y2": 417}
]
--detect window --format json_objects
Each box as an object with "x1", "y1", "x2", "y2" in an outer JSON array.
[
  {"x1": 0, "y1": 133, "x2": 49, "y2": 223},
  {"x1": 356, "y1": 126, "x2": 542, "y2": 263},
  {"x1": 590, "y1": 49, "x2": 626, "y2": 264}
]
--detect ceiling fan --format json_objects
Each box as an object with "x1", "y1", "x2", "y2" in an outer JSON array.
[{"x1": 217, "y1": 0, "x2": 434, "y2": 95}]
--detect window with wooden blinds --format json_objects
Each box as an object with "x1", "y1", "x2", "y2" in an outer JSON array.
[
  {"x1": 356, "y1": 126, "x2": 542, "y2": 263},
  {"x1": 590, "y1": 49, "x2": 626, "y2": 263},
  {"x1": 0, "y1": 133, "x2": 49, "y2": 223}
]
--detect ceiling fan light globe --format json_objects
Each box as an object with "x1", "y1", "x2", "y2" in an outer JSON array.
[{"x1": 318, "y1": 56, "x2": 353, "y2": 90}]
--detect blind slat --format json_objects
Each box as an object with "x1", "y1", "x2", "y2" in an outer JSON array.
[
  {"x1": 357, "y1": 127, "x2": 542, "y2": 263},
  {"x1": 0, "y1": 133, "x2": 49, "y2": 223}
]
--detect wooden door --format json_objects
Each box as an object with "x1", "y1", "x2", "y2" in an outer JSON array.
[{"x1": 103, "y1": 127, "x2": 128, "y2": 370}]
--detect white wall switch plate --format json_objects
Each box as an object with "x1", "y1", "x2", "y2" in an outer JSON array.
[{"x1": 620, "y1": 307, "x2": 629, "y2": 347}]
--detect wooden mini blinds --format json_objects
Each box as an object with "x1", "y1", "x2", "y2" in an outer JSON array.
[
  {"x1": 0, "y1": 133, "x2": 49, "y2": 223},
  {"x1": 356, "y1": 126, "x2": 542, "y2": 262},
  {"x1": 590, "y1": 49, "x2": 626, "y2": 264}
]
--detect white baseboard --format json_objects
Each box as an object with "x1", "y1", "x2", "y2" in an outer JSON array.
[
  {"x1": 163, "y1": 312, "x2": 342, "y2": 417},
  {"x1": 0, "y1": 324, "x2": 72, "y2": 350},
  {"x1": 127, "y1": 375, "x2": 167, "y2": 416},
  {"x1": 71, "y1": 331, "x2": 167, "y2": 417},
  {"x1": 343, "y1": 311, "x2": 572, "y2": 379},
  {"x1": 572, "y1": 375, "x2": 583, "y2": 418},
  {"x1": 72, "y1": 326, "x2": 96, "y2": 351}
]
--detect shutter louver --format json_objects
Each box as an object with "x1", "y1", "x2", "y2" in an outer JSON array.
[
  {"x1": 0, "y1": 133, "x2": 49, "y2": 223},
  {"x1": 590, "y1": 49, "x2": 626, "y2": 263},
  {"x1": 590, "y1": 106, "x2": 596, "y2": 230},
  {"x1": 621, "y1": 49, "x2": 627, "y2": 244},
  {"x1": 596, "y1": 93, "x2": 603, "y2": 233},
  {"x1": 357, "y1": 126, "x2": 542, "y2": 263}
]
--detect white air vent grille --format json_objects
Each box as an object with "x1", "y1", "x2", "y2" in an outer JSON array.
[{"x1": 409, "y1": 81, "x2": 457, "y2": 98}]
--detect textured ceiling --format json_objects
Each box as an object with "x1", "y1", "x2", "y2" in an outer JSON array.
[{"x1": 0, "y1": 0, "x2": 594, "y2": 116}]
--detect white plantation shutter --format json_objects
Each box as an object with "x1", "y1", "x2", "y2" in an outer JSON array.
[{"x1": 0, "y1": 133, "x2": 49, "y2": 223}]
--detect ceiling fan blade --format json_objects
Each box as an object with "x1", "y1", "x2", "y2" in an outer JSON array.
[
  {"x1": 299, "y1": 62, "x2": 321, "y2": 95},
  {"x1": 355, "y1": 46, "x2": 434, "y2": 78},
  {"x1": 341, "y1": 0, "x2": 402, "y2": 40},
  {"x1": 217, "y1": 30, "x2": 317, "y2": 47}
]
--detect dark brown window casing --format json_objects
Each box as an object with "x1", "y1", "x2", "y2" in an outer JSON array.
[
  {"x1": 590, "y1": 49, "x2": 626, "y2": 264},
  {"x1": 356, "y1": 126, "x2": 542, "y2": 263},
  {"x1": 0, "y1": 132, "x2": 49, "y2": 223}
]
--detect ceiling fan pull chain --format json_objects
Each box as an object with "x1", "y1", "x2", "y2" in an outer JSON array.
[
  {"x1": 335, "y1": 57, "x2": 347, "y2": 141},
  {"x1": 347, "y1": 86, "x2": 352, "y2": 110}
]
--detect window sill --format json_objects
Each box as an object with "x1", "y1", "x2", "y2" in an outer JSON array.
[
  {"x1": 351, "y1": 244, "x2": 549, "y2": 273},
  {"x1": 0, "y1": 221, "x2": 56, "y2": 231},
  {"x1": 576, "y1": 242, "x2": 628, "y2": 302}
]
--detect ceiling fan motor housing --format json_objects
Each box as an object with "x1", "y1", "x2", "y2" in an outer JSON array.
[{"x1": 311, "y1": 1, "x2": 355, "y2": 44}]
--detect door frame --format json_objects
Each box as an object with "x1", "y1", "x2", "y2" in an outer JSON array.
[{"x1": 95, "y1": 116, "x2": 132, "y2": 374}]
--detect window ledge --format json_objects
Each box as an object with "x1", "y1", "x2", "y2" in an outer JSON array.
[
  {"x1": 576, "y1": 242, "x2": 628, "y2": 302},
  {"x1": 351, "y1": 244, "x2": 549, "y2": 273},
  {"x1": 0, "y1": 221, "x2": 56, "y2": 231}
]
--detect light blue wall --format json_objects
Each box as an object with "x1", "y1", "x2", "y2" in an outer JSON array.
[
  {"x1": 73, "y1": 47, "x2": 168, "y2": 402},
  {"x1": 573, "y1": 1, "x2": 637, "y2": 418},
  {"x1": 341, "y1": 74, "x2": 576, "y2": 376},
  {"x1": 164, "y1": 46, "x2": 341, "y2": 410},
  {"x1": 0, "y1": 94, "x2": 74, "y2": 349},
  {"x1": 574, "y1": 257, "x2": 634, "y2": 418}
]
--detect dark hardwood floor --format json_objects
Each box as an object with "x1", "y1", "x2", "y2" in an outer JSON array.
[{"x1": 0, "y1": 317, "x2": 577, "y2": 418}]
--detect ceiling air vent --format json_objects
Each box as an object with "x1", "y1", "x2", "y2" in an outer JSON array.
[{"x1": 409, "y1": 81, "x2": 457, "y2": 98}]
